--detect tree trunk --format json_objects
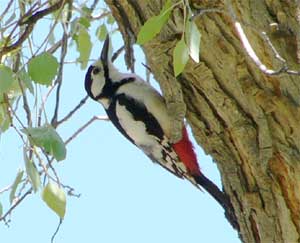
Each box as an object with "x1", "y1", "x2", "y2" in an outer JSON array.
[{"x1": 105, "y1": 0, "x2": 300, "y2": 242}]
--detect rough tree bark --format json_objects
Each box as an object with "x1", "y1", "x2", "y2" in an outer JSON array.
[{"x1": 105, "y1": 0, "x2": 300, "y2": 242}]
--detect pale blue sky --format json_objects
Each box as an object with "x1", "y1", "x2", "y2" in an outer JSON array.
[{"x1": 0, "y1": 2, "x2": 240, "y2": 242}]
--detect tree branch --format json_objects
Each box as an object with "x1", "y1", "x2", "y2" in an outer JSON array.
[
  {"x1": 0, "y1": 0, "x2": 14, "y2": 21},
  {"x1": 55, "y1": 95, "x2": 89, "y2": 127},
  {"x1": 232, "y1": 21, "x2": 288, "y2": 75},
  {"x1": 51, "y1": 33, "x2": 69, "y2": 127},
  {"x1": 0, "y1": 189, "x2": 32, "y2": 222},
  {"x1": 64, "y1": 116, "x2": 109, "y2": 145},
  {"x1": 0, "y1": 0, "x2": 70, "y2": 57},
  {"x1": 51, "y1": 1, "x2": 73, "y2": 128}
]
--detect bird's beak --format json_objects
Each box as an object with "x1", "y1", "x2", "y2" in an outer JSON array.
[{"x1": 101, "y1": 35, "x2": 110, "y2": 66}]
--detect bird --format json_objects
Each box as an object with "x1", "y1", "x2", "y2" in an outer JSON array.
[{"x1": 84, "y1": 35, "x2": 236, "y2": 222}]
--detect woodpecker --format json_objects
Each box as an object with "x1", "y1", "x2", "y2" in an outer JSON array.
[{"x1": 84, "y1": 36, "x2": 235, "y2": 218}]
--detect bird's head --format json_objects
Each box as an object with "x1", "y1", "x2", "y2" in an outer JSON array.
[{"x1": 84, "y1": 35, "x2": 112, "y2": 101}]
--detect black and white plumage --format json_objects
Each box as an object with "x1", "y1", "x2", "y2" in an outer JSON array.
[
  {"x1": 84, "y1": 37, "x2": 237, "y2": 225},
  {"x1": 85, "y1": 37, "x2": 192, "y2": 183}
]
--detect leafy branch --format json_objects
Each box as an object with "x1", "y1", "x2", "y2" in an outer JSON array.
[
  {"x1": 0, "y1": 0, "x2": 116, "y2": 229},
  {"x1": 0, "y1": 0, "x2": 71, "y2": 58},
  {"x1": 136, "y1": 0, "x2": 201, "y2": 76}
]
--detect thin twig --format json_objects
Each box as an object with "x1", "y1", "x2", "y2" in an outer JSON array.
[
  {"x1": 16, "y1": 180, "x2": 29, "y2": 199},
  {"x1": 193, "y1": 2, "x2": 300, "y2": 76},
  {"x1": 261, "y1": 32, "x2": 286, "y2": 64},
  {"x1": 72, "y1": 4, "x2": 109, "y2": 20},
  {"x1": 141, "y1": 62, "x2": 152, "y2": 83},
  {"x1": 225, "y1": 0, "x2": 300, "y2": 76},
  {"x1": 51, "y1": 1, "x2": 73, "y2": 128},
  {"x1": 46, "y1": 39, "x2": 64, "y2": 54},
  {"x1": 18, "y1": 79, "x2": 32, "y2": 127},
  {"x1": 233, "y1": 21, "x2": 287, "y2": 75},
  {"x1": 44, "y1": 154, "x2": 61, "y2": 187},
  {"x1": 11, "y1": 122, "x2": 26, "y2": 144},
  {"x1": 36, "y1": 1, "x2": 72, "y2": 57},
  {"x1": 4, "y1": 95, "x2": 27, "y2": 130},
  {"x1": 20, "y1": 1, "x2": 66, "y2": 25},
  {"x1": 0, "y1": 189, "x2": 32, "y2": 222},
  {"x1": 51, "y1": 33, "x2": 69, "y2": 127},
  {"x1": 55, "y1": 95, "x2": 89, "y2": 127},
  {"x1": 45, "y1": 116, "x2": 108, "y2": 169},
  {"x1": 51, "y1": 219, "x2": 63, "y2": 243},
  {"x1": 0, "y1": 0, "x2": 14, "y2": 21},
  {"x1": 91, "y1": 11, "x2": 111, "y2": 20},
  {"x1": 0, "y1": 184, "x2": 13, "y2": 194},
  {"x1": 224, "y1": 1, "x2": 280, "y2": 75},
  {"x1": 37, "y1": 84, "x2": 56, "y2": 126},
  {"x1": 12, "y1": 49, "x2": 32, "y2": 127},
  {"x1": 90, "y1": 0, "x2": 100, "y2": 12},
  {"x1": 112, "y1": 45, "x2": 125, "y2": 62},
  {"x1": 190, "y1": 8, "x2": 223, "y2": 21},
  {"x1": 31, "y1": 147, "x2": 50, "y2": 178},
  {"x1": 46, "y1": 33, "x2": 72, "y2": 54},
  {"x1": 64, "y1": 116, "x2": 109, "y2": 145},
  {"x1": 63, "y1": 184, "x2": 81, "y2": 198},
  {"x1": 0, "y1": 0, "x2": 70, "y2": 57}
]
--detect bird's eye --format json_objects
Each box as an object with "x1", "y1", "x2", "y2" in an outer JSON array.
[{"x1": 93, "y1": 67, "x2": 101, "y2": 75}]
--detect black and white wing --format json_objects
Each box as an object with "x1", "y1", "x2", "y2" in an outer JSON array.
[{"x1": 106, "y1": 92, "x2": 187, "y2": 178}]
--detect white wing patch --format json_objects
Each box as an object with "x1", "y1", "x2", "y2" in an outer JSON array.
[{"x1": 115, "y1": 101, "x2": 157, "y2": 147}]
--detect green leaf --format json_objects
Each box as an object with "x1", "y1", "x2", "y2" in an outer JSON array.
[
  {"x1": 9, "y1": 170, "x2": 24, "y2": 204},
  {"x1": 0, "y1": 104, "x2": 11, "y2": 132},
  {"x1": 24, "y1": 150, "x2": 41, "y2": 193},
  {"x1": 173, "y1": 38, "x2": 189, "y2": 76},
  {"x1": 96, "y1": 24, "x2": 108, "y2": 41},
  {"x1": 137, "y1": 0, "x2": 172, "y2": 45},
  {"x1": 107, "y1": 14, "x2": 115, "y2": 24},
  {"x1": 0, "y1": 65, "x2": 15, "y2": 94},
  {"x1": 23, "y1": 125, "x2": 66, "y2": 161},
  {"x1": 42, "y1": 182, "x2": 66, "y2": 218},
  {"x1": 0, "y1": 202, "x2": 3, "y2": 217},
  {"x1": 81, "y1": 5, "x2": 92, "y2": 15},
  {"x1": 78, "y1": 17, "x2": 91, "y2": 28},
  {"x1": 75, "y1": 27, "x2": 92, "y2": 69},
  {"x1": 186, "y1": 20, "x2": 201, "y2": 63},
  {"x1": 28, "y1": 52, "x2": 58, "y2": 86}
]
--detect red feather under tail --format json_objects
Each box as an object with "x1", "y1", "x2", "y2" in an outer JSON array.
[{"x1": 172, "y1": 126, "x2": 201, "y2": 176}]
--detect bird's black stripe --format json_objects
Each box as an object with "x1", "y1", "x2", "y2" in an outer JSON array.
[
  {"x1": 116, "y1": 93, "x2": 164, "y2": 140},
  {"x1": 84, "y1": 65, "x2": 95, "y2": 99},
  {"x1": 95, "y1": 77, "x2": 135, "y2": 100},
  {"x1": 105, "y1": 93, "x2": 164, "y2": 149},
  {"x1": 102, "y1": 62, "x2": 111, "y2": 86},
  {"x1": 106, "y1": 96, "x2": 135, "y2": 144}
]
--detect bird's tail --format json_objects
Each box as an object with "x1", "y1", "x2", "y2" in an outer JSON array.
[
  {"x1": 194, "y1": 173, "x2": 228, "y2": 209},
  {"x1": 194, "y1": 173, "x2": 239, "y2": 230}
]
